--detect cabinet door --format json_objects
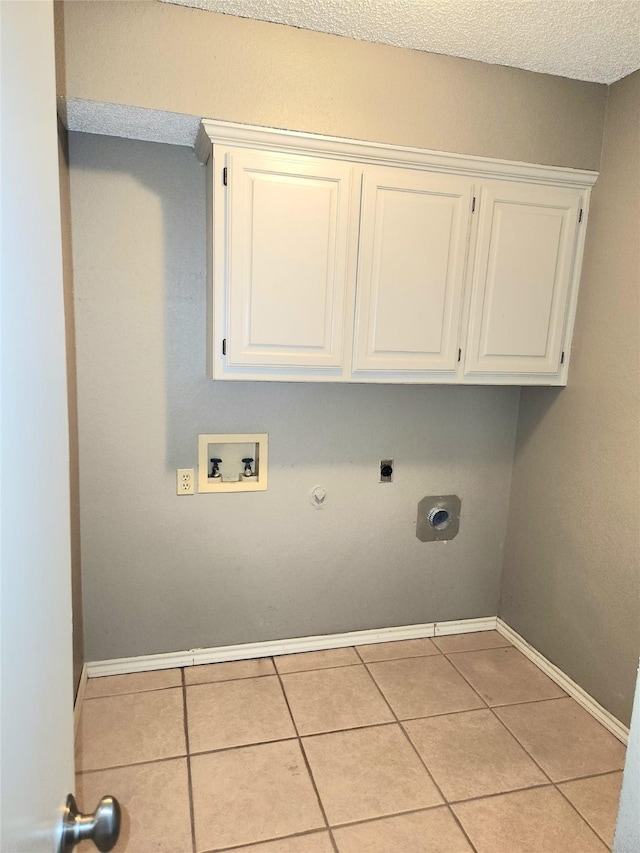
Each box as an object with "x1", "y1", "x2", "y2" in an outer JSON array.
[
  {"x1": 353, "y1": 167, "x2": 474, "y2": 373},
  {"x1": 224, "y1": 148, "x2": 358, "y2": 369},
  {"x1": 465, "y1": 181, "x2": 582, "y2": 376}
]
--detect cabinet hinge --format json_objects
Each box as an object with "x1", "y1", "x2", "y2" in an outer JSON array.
[
  {"x1": 223, "y1": 167, "x2": 228, "y2": 186},
  {"x1": 458, "y1": 348, "x2": 462, "y2": 363},
  {"x1": 222, "y1": 338, "x2": 227, "y2": 356},
  {"x1": 578, "y1": 208, "x2": 583, "y2": 223},
  {"x1": 560, "y1": 351, "x2": 565, "y2": 365},
  {"x1": 472, "y1": 197, "x2": 476, "y2": 213}
]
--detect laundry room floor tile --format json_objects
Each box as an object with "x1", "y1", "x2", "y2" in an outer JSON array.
[
  {"x1": 76, "y1": 687, "x2": 186, "y2": 771},
  {"x1": 446, "y1": 646, "x2": 566, "y2": 706},
  {"x1": 495, "y1": 697, "x2": 626, "y2": 781},
  {"x1": 274, "y1": 646, "x2": 361, "y2": 673},
  {"x1": 281, "y1": 664, "x2": 394, "y2": 734},
  {"x1": 77, "y1": 633, "x2": 626, "y2": 852},
  {"x1": 76, "y1": 758, "x2": 192, "y2": 853},
  {"x1": 432, "y1": 629, "x2": 511, "y2": 654},
  {"x1": 301, "y1": 723, "x2": 442, "y2": 825},
  {"x1": 85, "y1": 667, "x2": 182, "y2": 699},
  {"x1": 356, "y1": 637, "x2": 440, "y2": 662},
  {"x1": 184, "y1": 656, "x2": 275, "y2": 685},
  {"x1": 186, "y1": 675, "x2": 295, "y2": 752},
  {"x1": 367, "y1": 654, "x2": 485, "y2": 719},
  {"x1": 190, "y1": 739, "x2": 324, "y2": 851},
  {"x1": 332, "y1": 806, "x2": 473, "y2": 853},
  {"x1": 558, "y1": 771, "x2": 623, "y2": 847},
  {"x1": 452, "y1": 785, "x2": 609, "y2": 852},
  {"x1": 404, "y1": 708, "x2": 547, "y2": 801}
]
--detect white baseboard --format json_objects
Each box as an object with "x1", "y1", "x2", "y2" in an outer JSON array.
[
  {"x1": 74, "y1": 664, "x2": 87, "y2": 738},
  {"x1": 434, "y1": 616, "x2": 498, "y2": 636},
  {"x1": 86, "y1": 616, "x2": 498, "y2": 678},
  {"x1": 84, "y1": 615, "x2": 628, "y2": 746},
  {"x1": 496, "y1": 619, "x2": 629, "y2": 745}
]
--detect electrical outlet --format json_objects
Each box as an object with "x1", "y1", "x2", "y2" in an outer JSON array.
[
  {"x1": 380, "y1": 459, "x2": 393, "y2": 483},
  {"x1": 176, "y1": 468, "x2": 194, "y2": 495}
]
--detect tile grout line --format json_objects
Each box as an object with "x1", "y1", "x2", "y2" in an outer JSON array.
[
  {"x1": 84, "y1": 682, "x2": 184, "y2": 701},
  {"x1": 81, "y1": 637, "x2": 507, "y2": 697},
  {"x1": 354, "y1": 644, "x2": 480, "y2": 853},
  {"x1": 167, "y1": 735, "x2": 301, "y2": 760},
  {"x1": 467, "y1": 694, "x2": 570, "y2": 710},
  {"x1": 449, "y1": 777, "x2": 615, "y2": 850},
  {"x1": 83, "y1": 638, "x2": 508, "y2": 698},
  {"x1": 321, "y1": 802, "x2": 464, "y2": 834},
  {"x1": 406, "y1": 660, "x2": 611, "y2": 850},
  {"x1": 181, "y1": 667, "x2": 198, "y2": 853},
  {"x1": 448, "y1": 781, "x2": 554, "y2": 807},
  {"x1": 371, "y1": 640, "x2": 612, "y2": 848},
  {"x1": 441, "y1": 647, "x2": 560, "y2": 794},
  {"x1": 551, "y1": 777, "x2": 617, "y2": 850},
  {"x1": 439, "y1": 643, "x2": 513, "y2": 655},
  {"x1": 199, "y1": 828, "x2": 333, "y2": 853},
  {"x1": 354, "y1": 641, "x2": 445, "y2": 664},
  {"x1": 202, "y1": 788, "x2": 605, "y2": 853},
  {"x1": 273, "y1": 663, "x2": 340, "y2": 853},
  {"x1": 444, "y1": 653, "x2": 615, "y2": 848},
  {"x1": 80, "y1": 640, "x2": 622, "y2": 850},
  {"x1": 88, "y1": 669, "x2": 279, "y2": 699},
  {"x1": 274, "y1": 660, "x2": 363, "y2": 676},
  {"x1": 78, "y1": 753, "x2": 189, "y2": 776},
  {"x1": 74, "y1": 745, "x2": 624, "y2": 787}
]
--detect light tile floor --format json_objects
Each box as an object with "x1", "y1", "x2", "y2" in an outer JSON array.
[{"x1": 75, "y1": 631, "x2": 626, "y2": 853}]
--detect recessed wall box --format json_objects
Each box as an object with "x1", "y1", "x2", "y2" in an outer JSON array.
[{"x1": 198, "y1": 433, "x2": 268, "y2": 493}]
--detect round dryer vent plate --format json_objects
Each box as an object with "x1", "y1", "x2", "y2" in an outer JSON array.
[{"x1": 416, "y1": 494, "x2": 461, "y2": 542}]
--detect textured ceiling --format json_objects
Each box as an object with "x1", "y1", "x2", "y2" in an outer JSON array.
[{"x1": 160, "y1": 0, "x2": 640, "y2": 84}]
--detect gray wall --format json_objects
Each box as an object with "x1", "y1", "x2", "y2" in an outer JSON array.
[
  {"x1": 69, "y1": 133, "x2": 519, "y2": 662},
  {"x1": 500, "y1": 71, "x2": 640, "y2": 726},
  {"x1": 58, "y1": 1, "x2": 606, "y2": 169},
  {"x1": 64, "y1": 3, "x2": 638, "y2": 727}
]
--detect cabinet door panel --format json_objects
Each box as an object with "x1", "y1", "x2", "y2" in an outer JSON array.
[
  {"x1": 465, "y1": 182, "x2": 581, "y2": 376},
  {"x1": 226, "y1": 149, "x2": 356, "y2": 368},
  {"x1": 353, "y1": 168, "x2": 474, "y2": 373}
]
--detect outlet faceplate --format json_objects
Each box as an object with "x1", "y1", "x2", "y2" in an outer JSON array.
[
  {"x1": 380, "y1": 459, "x2": 393, "y2": 483},
  {"x1": 177, "y1": 468, "x2": 195, "y2": 495}
]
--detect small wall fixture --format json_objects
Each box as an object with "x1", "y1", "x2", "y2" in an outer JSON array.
[
  {"x1": 198, "y1": 433, "x2": 268, "y2": 493},
  {"x1": 416, "y1": 494, "x2": 461, "y2": 541}
]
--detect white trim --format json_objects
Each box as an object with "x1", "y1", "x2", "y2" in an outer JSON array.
[
  {"x1": 434, "y1": 616, "x2": 497, "y2": 636},
  {"x1": 84, "y1": 617, "x2": 629, "y2": 745},
  {"x1": 88, "y1": 649, "x2": 195, "y2": 678},
  {"x1": 82, "y1": 615, "x2": 628, "y2": 747},
  {"x1": 74, "y1": 664, "x2": 88, "y2": 738},
  {"x1": 86, "y1": 616, "x2": 498, "y2": 677},
  {"x1": 197, "y1": 119, "x2": 598, "y2": 189},
  {"x1": 496, "y1": 619, "x2": 629, "y2": 745}
]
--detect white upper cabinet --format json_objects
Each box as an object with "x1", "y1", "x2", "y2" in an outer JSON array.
[
  {"x1": 464, "y1": 181, "x2": 583, "y2": 378},
  {"x1": 353, "y1": 168, "x2": 474, "y2": 375},
  {"x1": 224, "y1": 148, "x2": 359, "y2": 371},
  {"x1": 198, "y1": 120, "x2": 596, "y2": 385}
]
